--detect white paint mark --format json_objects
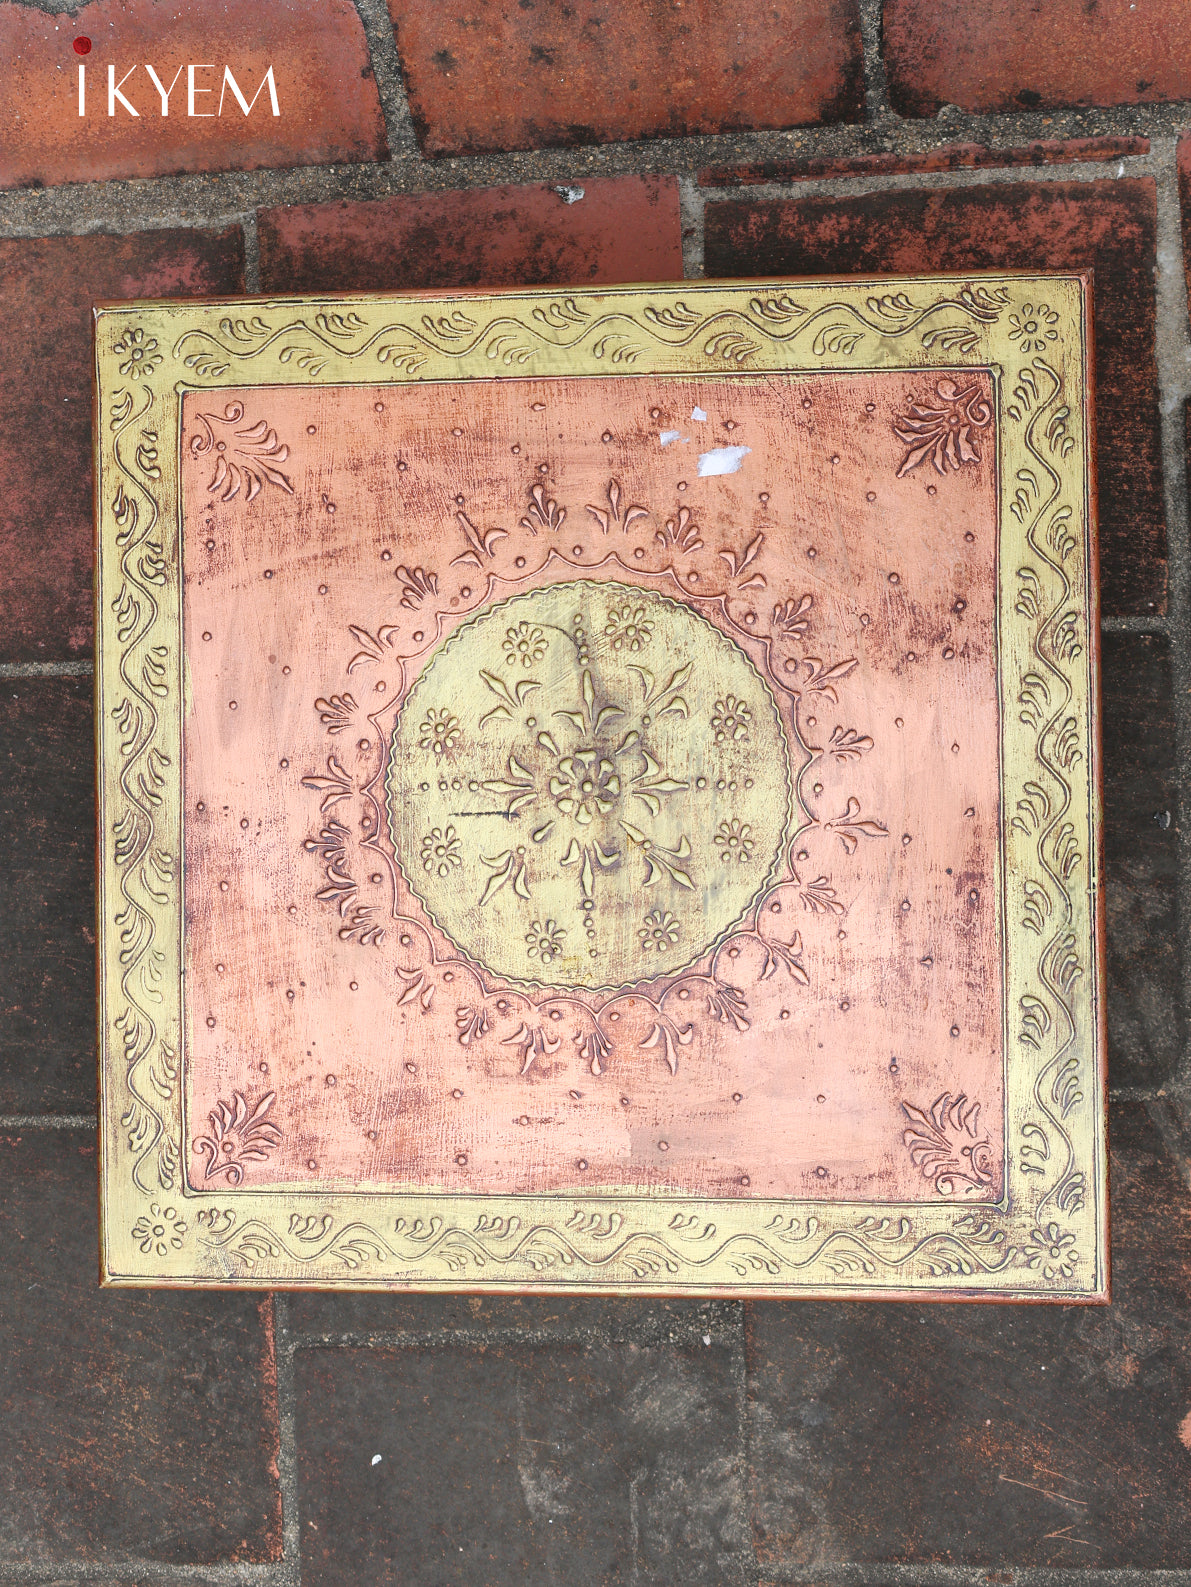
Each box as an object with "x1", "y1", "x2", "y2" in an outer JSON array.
[
  {"x1": 659, "y1": 429, "x2": 689, "y2": 446},
  {"x1": 554, "y1": 185, "x2": 585, "y2": 204},
  {"x1": 697, "y1": 445, "x2": 751, "y2": 476},
  {"x1": 702, "y1": 1333, "x2": 712, "y2": 1345},
  {"x1": 371, "y1": 1454, "x2": 382, "y2": 1466},
  {"x1": 691, "y1": 406, "x2": 708, "y2": 422}
]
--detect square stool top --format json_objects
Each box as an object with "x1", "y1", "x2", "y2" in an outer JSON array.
[{"x1": 95, "y1": 274, "x2": 1105, "y2": 1297}]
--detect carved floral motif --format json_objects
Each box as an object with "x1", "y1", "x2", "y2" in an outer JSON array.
[
  {"x1": 1023, "y1": 1222, "x2": 1079, "y2": 1281},
  {"x1": 1008, "y1": 302, "x2": 1059, "y2": 354},
  {"x1": 113, "y1": 326, "x2": 162, "y2": 380},
  {"x1": 303, "y1": 469, "x2": 892, "y2": 1084},
  {"x1": 188, "y1": 402, "x2": 294, "y2": 502},
  {"x1": 192, "y1": 1091, "x2": 282, "y2": 1185},
  {"x1": 901, "y1": 1092, "x2": 997, "y2": 1200},
  {"x1": 131, "y1": 1202, "x2": 187, "y2": 1255},
  {"x1": 893, "y1": 379, "x2": 992, "y2": 478}
]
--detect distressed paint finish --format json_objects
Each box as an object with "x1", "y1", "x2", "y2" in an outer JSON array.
[
  {"x1": 704, "y1": 180, "x2": 1164, "y2": 618},
  {"x1": 94, "y1": 277, "x2": 1103, "y2": 1296},
  {"x1": 178, "y1": 372, "x2": 1001, "y2": 1203}
]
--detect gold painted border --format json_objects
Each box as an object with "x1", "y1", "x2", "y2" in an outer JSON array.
[{"x1": 94, "y1": 275, "x2": 1106, "y2": 1297}]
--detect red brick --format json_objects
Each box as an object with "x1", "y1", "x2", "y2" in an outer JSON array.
[
  {"x1": 384, "y1": 0, "x2": 863, "y2": 156},
  {"x1": 699, "y1": 135, "x2": 1150, "y2": 186},
  {"x1": 0, "y1": 677, "x2": 96, "y2": 1112},
  {"x1": 298, "y1": 1339, "x2": 741, "y2": 1584},
  {"x1": 705, "y1": 180, "x2": 1164, "y2": 617},
  {"x1": 0, "y1": 1130, "x2": 280, "y2": 1562},
  {"x1": 258, "y1": 175, "x2": 682, "y2": 294},
  {"x1": 884, "y1": 0, "x2": 1191, "y2": 116},
  {"x1": 745, "y1": 1101, "x2": 1191, "y2": 1568},
  {"x1": 0, "y1": 226, "x2": 244, "y2": 662},
  {"x1": 288, "y1": 1288, "x2": 711, "y2": 1338},
  {"x1": 0, "y1": 0, "x2": 386, "y2": 191},
  {"x1": 1101, "y1": 634, "x2": 1182, "y2": 1084},
  {"x1": 1178, "y1": 133, "x2": 1191, "y2": 311}
]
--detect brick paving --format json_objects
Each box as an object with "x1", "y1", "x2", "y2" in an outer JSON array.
[
  {"x1": 0, "y1": 0, "x2": 386, "y2": 190},
  {"x1": 2, "y1": 0, "x2": 1191, "y2": 1581}
]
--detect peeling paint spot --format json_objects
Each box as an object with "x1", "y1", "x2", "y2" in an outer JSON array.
[
  {"x1": 659, "y1": 429, "x2": 689, "y2": 446},
  {"x1": 691, "y1": 406, "x2": 708, "y2": 422},
  {"x1": 697, "y1": 445, "x2": 751, "y2": 476},
  {"x1": 553, "y1": 185, "x2": 585, "y2": 204},
  {"x1": 1178, "y1": 1409, "x2": 1191, "y2": 1450}
]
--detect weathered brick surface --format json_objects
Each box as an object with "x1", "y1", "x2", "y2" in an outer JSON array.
[
  {"x1": 289, "y1": 1288, "x2": 715, "y2": 1339},
  {"x1": 699, "y1": 136, "x2": 1150, "y2": 186},
  {"x1": 384, "y1": 0, "x2": 864, "y2": 157},
  {"x1": 0, "y1": 0, "x2": 386, "y2": 191},
  {"x1": 746, "y1": 1101, "x2": 1191, "y2": 1568},
  {"x1": 258, "y1": 175, "x2": 682, "y2": 293},
  {"x1": 0, "y1": 227, "x2": 244, "y2": 663},
  {"x1": 883, "y1": 0, "x2": 1191, "y2": 116},
  {"x1": 1102, "y1": 633, "x2": 1183, "y2": 1085},
  {"x1": 1178, "y1": 132, "x2": 1191, "y2": 312},
  {"x1": 298, "y1": 1338, "x2": 744, "y2": 1584},
  {"x1": 705, "y1": 180, "x2": 1164, "y2": 617},
  {"x1": 0, "y1": 677, "x2": 95, "y2": 1113},
  {"x1": 0, "y1": 1129, "x2": 280, "y2": 1562}
]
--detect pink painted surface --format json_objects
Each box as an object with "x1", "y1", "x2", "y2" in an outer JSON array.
[{"x1": 180, "y1": 371, "x2": 1002, "y2": 1201}]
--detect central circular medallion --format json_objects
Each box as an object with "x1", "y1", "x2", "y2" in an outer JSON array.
[{"x1": 387, "y1": 581, "x2": 793, "y2": 991}]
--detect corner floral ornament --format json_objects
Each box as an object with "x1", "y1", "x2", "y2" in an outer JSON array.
[
  {"x1": 893, "y1": 379, "x2": 992, "y2": 477},
  {"x1": 192, "y1": 1091, "x2": 282, "y2": 1184}
]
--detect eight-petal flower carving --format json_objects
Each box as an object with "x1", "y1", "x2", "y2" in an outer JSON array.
[
  {"x1": 550, "y1": 751, "x2": 621, "y2": 825},
  {"x1": 1008, "y1": 302, "x2": 1059, "y2": 354},
  {"x1": 525, "y1": 918, "x2": 566, "y2": 963},
  {"x1": 419, "y1": 707, "x2": 461, "y2": 756},
  {"x1": 131, "y1": 1202, "x2": 187, "y2": 1256},
  {"x1": 503, "y1": 622, "x2": 547, "y2": 668},
  {"x1": 639, "y1": 908, "x2": 681, "y2": 950},
  {"x1": 114, "y1": 325, "x2": 162, "y2": 380},
  {"x1": 604, "y1": 602, "x2": 653, "y2": 652}
]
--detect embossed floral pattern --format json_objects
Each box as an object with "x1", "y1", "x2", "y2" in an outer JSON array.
[
  {"x1": 901, "y1": 1091, "x2": 996, "y2": 1199},
  {"x1": 550, "y1": 751, "x2": 621, "y2": 825},
  {"x1": 418, "y1": 708, "x2": 460, "y2": 756},
  {"x1": 893, "y1": 379, "x2": 992, "y2": 478},
  {"x1": 711, "y1": 695, "x2": 752, "y2": 743},
  {"x1": 421, "y1": 824, "x2": 462, "y2": 876},
  {"x1": 503, "y1": 622, "x2": 547, "y2": 668},
  {"x1": 192, "y1": 1091, "x2": 282, "y2": 1185},
  {"x1": 114, "y1": 325, "x2": 162, "y2": 380},
  {"x1": 1008, "y1": 302, "x2": 1059, "y2": 354},
  {"x1": 604, "y1": 602, "x2": 653, "y2": 652},
  {"x1": 638, "y1": 909, "x2": 680, "y2": 950},
  {"x1": 525, "y1": 918, "x2": 566, "y2": 964},
  {"x1": 388, "y1": 580, "x2": 793, "y2": 992},
  {"x1": 714, "y1": 819, "x2": 755, "y2": 863},
  {"x1": 1025, "y1": 1222, "x2": 1079, "y2": 1281},
  {"x1": 132, "y1": 1202, "x2": 187, "y2": 1256}
]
